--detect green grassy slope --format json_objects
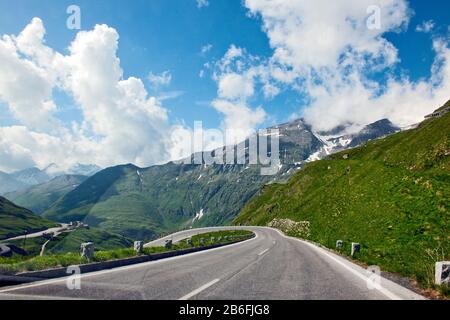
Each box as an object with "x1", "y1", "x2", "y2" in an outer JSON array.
[
  {"x1": 235, "y1": 101, "x2": 450, "y2": 288},
  {"x1": 43, "y1": 163, "x2": 286, "y2": 240},
  {"x1": 4, "y1": 227, "x2": 133, "y2": 256},
  {"x1": 4, "y1": 175, "x2": 87, "y2": 214},
  {"x1": 0, "y1": 197, "x2": 58, "y2": 240},
  {"x1": 44, "y1": 228, "x2": 133, "y2": 254}
]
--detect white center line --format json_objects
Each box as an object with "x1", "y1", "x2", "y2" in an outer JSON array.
[
  {"x1": 178, "y1": 278, "x2": 220, "y2": 300},
  {"x1": 258, "y1": 248, "x2": 269, "y2": 256}
]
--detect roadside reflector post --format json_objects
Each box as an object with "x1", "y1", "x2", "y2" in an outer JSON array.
[
  {"x1": 80, "y1": 242, "x2": 94, "y2": 261},
  {"x1": 435, "y1": 261, "x2": 450, "y2": 285},
  {"x1": 134, "y1": 241, "x2": 143, "y2": 254},
  {"x1": 351, "y1": 242, "x2": 360, "y2": 256}
]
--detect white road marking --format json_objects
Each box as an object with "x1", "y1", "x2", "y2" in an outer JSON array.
[
  {"x1": 258, "y1": 248, "x2": 269, "y2": 256},
  {"x1": 0, "y1": 231, "x2": 258, "y2": 294},
  {"x1": 178, "y1": 279, "x2": 220, "y2": 300},
  {"x1": 270, "y1": 228, "x2": 403, "y2": 300}
]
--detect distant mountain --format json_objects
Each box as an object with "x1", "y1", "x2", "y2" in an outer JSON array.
[
  {"x1": 0, "y1": 196, "x2": 58, "y2": 240},
  {"x1": 10, "y1": 167, "x2": 50, "y2": 186},
  {"x1": 234, "y1": 100, "x2": 450, "y2": 290},
  {"x1": 44, "y1": 163, "x2": 101, "y2": 177},
  {"x1": 0, "y1": 171, "x2": 27, "y2": 195},
  {"x1": 4, "y1": 175, "x2": 88, "y2": 214},
  {"x1": 0, "y1": 163, "x2": 101, "y2": 196},
  {"x1": 307, "y1": 119, "x2": 400, "y2": 162},
  {"x1": 42, "y1": 117, "x2": 398, "y2": 240}
]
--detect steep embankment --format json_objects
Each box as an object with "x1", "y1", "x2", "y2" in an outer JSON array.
[{"x1": 235, "y1": 100, "x2": 450, "y2": 288}]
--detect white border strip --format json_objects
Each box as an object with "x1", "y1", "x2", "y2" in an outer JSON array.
[{"x1": 178, "y1": 279, "x2": 220, "y2": 300}]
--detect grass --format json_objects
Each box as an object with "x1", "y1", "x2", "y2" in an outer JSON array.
[
  {"x1": 0, "y1": 196, "x2": 58, "y2": 240},
  {"x1": 0, "y1": 229, "x2": 254, "y2": 274},
  {"x1": 235, "y1": 102, "x2": 450, "y2": 297}
]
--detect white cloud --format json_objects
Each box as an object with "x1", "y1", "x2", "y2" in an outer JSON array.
[
  {"x1": 147, "y1": 70, "x2": 172, "y2": 88},
  {"x1": 0, "y1": 18, "x2": 62, "y2": 132},
  {"x1": 0, "y1": 19, "x2": 184, "y2": 172},
  {"x1": 212, "y1": 99, "x2": 266, "y2": 143},
  {"x1": 218, "y1": 73, "x2": 254, "y2": 100},
  {"x1": 210, "y1": 45, "x2": 268, "y2": 140},
  {"x1": 242, "y1": 0, "x2": 450, "y2": 132},
  {"x1": 197, "y1": 0, "x2": 209, "y2": 9},
  {"x1": 416, "y1": 20, "x2": 435, "y2": 33},
  {"x1": 201, "y1": 43, "x2": 213, "y2": 55}
]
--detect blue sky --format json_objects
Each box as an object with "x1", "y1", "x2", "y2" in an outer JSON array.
[{"x1": 0, "y1": 0, "x2": 449, "y2": 171}]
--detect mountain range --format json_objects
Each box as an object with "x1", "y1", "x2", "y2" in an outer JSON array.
[
  {"x1": 29, "y1": 117, "x2": 401, "y2": 240},
  {"x1": 0, "y1": 163, "x2": 101, "y2": 196},
  {"x1": 235, "y1": 100, "x2": 450, "y2": 288}
]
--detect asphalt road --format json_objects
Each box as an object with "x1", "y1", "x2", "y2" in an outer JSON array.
[
  {"x1": 0, "y1": 227, "x2": 424, "y2": 300},
  {"x1": 0, "y1": 224, "x2": 68, "y2": 242}
]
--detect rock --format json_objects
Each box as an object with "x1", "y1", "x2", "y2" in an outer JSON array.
[
  {"x1": 435, "y1": 261, "x2": 450, "y2": 285},
  {"x1": 187, "y1": 238, "x2": 193, "y2": 246},
  {"x1": 336, "y1": 240, "x2": 343, "y2": 249},
  {"x1": 134, "y1": 241, "x2": 143, "y2": 253},
  {"x1": 164, "y1": 239, "x2": 172, "y2": 249},
  {"x1": 351, "y1": 242, "x2": 360, "y2": 256},
  {"x1": 267, "y1": 218, "x2": 310, "y2": 238},
  {"x1": 80, "y1": 242, "x2": 94, "y2": 260},
  {"x1": 343, "y1": 154, "x2": 349, "y2": 159}
]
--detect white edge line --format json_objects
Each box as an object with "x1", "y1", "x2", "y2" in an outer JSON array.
[
  {"x1": 178, "y1": 278, "x2": 220, "y2": 300},
  {"x1": 270, "y1": 228, "x2": 403, "y2": 300},
  {"x1": 258, "y1": 248, "x2": 269, "y2": 256},
  {"x1": 0, "y1": 230, "x2": 258, "y2": 294}
]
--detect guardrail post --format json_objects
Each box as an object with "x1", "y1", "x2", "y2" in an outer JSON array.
[
  {"x1": 435, "y1": 261, "x2": 450, "y2": 285},
  {"x1": 134, "y1": 241, "x2": 143, "y2": 253},
  {"x1": 80, "y1": 242, "x2": 94, "y2": 261},
  {"x1": 351, "y1": 242, "x2": 360, "y2": 256}
]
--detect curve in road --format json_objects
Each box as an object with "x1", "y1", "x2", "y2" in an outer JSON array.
[{"x1": 0, "y1": 227, "x2": 424, "y2": 300}]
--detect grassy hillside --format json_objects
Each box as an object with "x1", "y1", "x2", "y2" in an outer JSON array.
[
  {"x1": 44, "y1": 228, "x2": 133, "y2": 254},
  {"x1": 235, "y1": 101, "x2": 450, "y2": 289},
  {"x1": 5, "y1": 175, "x2": 87, "y2": 214},
  {"x1": 43, "y1": 163, "x2": 291, "y2": 240},
  {"x1": 0, "y1": 197, "x2": 57, "y2": 240},
  {"x1": 4, "y1": 227, "x2": 133, "y2": 256}
]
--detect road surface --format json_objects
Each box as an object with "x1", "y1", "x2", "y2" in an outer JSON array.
[
  {"x1": 0, "y1": 224, "x2": 68, "y2": 242},
  {"x1": 0, "y1": 227, "x2": 424, "y2": 300}
]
